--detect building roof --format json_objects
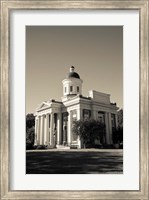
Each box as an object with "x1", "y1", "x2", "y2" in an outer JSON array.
[
  {"x1": 67, "y1": 71, "x2": 80, "y2": 79},
  {"x1": 66, "y1": 66, "x2": 80, "y2": 79}
]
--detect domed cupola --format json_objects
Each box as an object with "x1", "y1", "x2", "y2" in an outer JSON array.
[
  {"x1": 62, "y1": 66, "x2": 83, "y2": 100},
  {"x1": 67, "y1": 66, "x2": 80, "y2": 79}
]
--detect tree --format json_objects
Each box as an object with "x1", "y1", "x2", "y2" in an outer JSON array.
[
  {"x1": 26, "y1": 113, "x2": 35, "y2": 149},
  {"x1": 72, "y1": 119, "x2": 105, "y2": 148},
  {"x1": 26, "y1": 113, "x2": 35, "y2": 129},
  {"x1": 118, "y1": 109, "x2": 123, "y2": 127},
  {"x1": 26, "y1": 126, "x2": 35, "y2": 149},
  {"x1": 111, "y1": 109, "x2": 123, "y2": 148},
  {"x1": 112, "y1": 126, "x2": 123, "y2": 144}
]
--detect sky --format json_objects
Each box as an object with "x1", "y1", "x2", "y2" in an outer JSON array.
[{"x1": 26, "y1": 26, "x2": 123, "y2": 114}]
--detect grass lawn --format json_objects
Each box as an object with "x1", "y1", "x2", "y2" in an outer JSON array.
[{"x1": 26, "y1": 149, "x2": 123, "y2": 174}]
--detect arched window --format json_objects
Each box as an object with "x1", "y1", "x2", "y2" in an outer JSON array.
[{"x1": 77, "y1": 86, "x2": 79, "y2": 92}]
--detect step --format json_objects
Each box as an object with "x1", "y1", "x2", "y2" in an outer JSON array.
[{"x1": 56, "y1": 145, "x2": 70, "y2": 149}]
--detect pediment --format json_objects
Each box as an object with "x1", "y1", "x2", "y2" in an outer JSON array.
[{"x1": 36, "y1": 102, "x2": 51, "y2": 111}]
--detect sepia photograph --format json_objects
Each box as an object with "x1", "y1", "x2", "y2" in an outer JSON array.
[
  {"x1": 26, "y1": 26, "x2": 123, "y2": 174},
  {"x1": 1, "y1": 0, "x2": 148, "y2": 197}
]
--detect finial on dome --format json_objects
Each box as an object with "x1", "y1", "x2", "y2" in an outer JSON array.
[
  {"x1": 67, "y1": 66, "x2": 80, "y2": 79},
  {"x1": 70, "y1": 66, "x2": 75, "y2": 72}
]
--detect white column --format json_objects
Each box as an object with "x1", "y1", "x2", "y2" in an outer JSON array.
[
  {"x1": 57, "y1": 112, "x2": 62, "y2": 145},
  {"x1": 108, "y1": 113, "x2": 112, "y2": 144},
  {"x1": 68, "y1": 111, "x2": 71, "y2": 146},
  {"x1": 78, "y1": 107, "x2": 83, "y2": 120},
  {"x1": 40, "y1": 115, "x2": 44, "y2": 145},
  {"x1": 105, "y1": 112, "x2": 110, "y2": 144},
  {"x1": 77, "y1": 108, "x2": 82, "y2": 148},
  {"x1": 37, "y1": 116, "x2": 40, "y2": 145},
  {"x1": 50, "y1": 112, "x2": 54, "y2": 146},
  {"x1": 34, "y1": 117, "x2": 38, "y2": 145},
  {"x1": 42, "y1": 116, "x2": 45, "y2": 145},
  {"x1": 44, "y1": 115, "x2": 47, "y2": 145},
  {"x1": 77, "y1": 135, "x2": 81, "y2": 149},
  {"x1": 39, "y1": 116, "x2": 41, "y2": 144},
  {"x1": 46, "y1": 114, "x2": 50, "y2": 145},
  {"x1": 93, "y1": 110, "x2": 96, "y2": 120}
]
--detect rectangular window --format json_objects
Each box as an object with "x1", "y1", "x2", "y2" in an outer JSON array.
[
  {"x1": 97, "y1": 112, "x2": 105, "y2": 123},
  {"x1": 77, "y1": 86, "x2": 79, "y2": 92},
  {"x1": 49, "y1": 115, "x2": 50, "y2": 128},
  {"x1": 65, "y1": 87, "x2": 66, "y2": 93},
  {"x1": 83, "y1": 109, "x2": 91, "y2": 120},
  {"x1": 70, "y1": 86, "x2": 73, "y2": 92}
]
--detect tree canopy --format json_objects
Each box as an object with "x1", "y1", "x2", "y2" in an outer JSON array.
[
  {"x1": 26, "y1": 113, "x2": 35, "y2": 149},
  {"x1": 72, "y1": 119, "x2": 106, "y2": 147},
  {"x1": 118, "y1": 109, "x2": 123, "y2": 127},
  {"x1": 26, "y1": 113, "x2": 35, "y2": 129},
  {"x1": 112, "y1": 126, "x2": 123, "y2": 144}
]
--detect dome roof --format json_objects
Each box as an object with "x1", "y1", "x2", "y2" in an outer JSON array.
[
  {"x1": 67, "y1": 66, "x2": 80, "y2": 79},
  {"x1": 67, "y1": 72, "x2": 80, "y2": 79}
]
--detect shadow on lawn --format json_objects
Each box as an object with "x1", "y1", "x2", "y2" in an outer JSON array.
[{"x1": 26, "y1": 151, "x2": 123, "y2": 174}]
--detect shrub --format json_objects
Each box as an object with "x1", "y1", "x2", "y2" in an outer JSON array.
[
  {"x1": 36, "y1": 145, "x2": 47, "y2": 150},
  {"x1": 26, "y1": 126, "x2": 35, "y2": 149},
  {"x1": 112, "y1": 126, "x2": 123, "y2": 144}
]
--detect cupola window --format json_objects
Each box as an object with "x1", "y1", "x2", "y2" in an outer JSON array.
[
  {"x1": 70, "y1": 86, "x2": 73, "y2": 92},
  {"x1": 77, "y1": 86, "x2": 79, "y2": 92}
]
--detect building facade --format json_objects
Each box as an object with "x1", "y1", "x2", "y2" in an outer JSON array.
[{"x1": 34, "y1": 66, "x2": 119, "y2": 148}]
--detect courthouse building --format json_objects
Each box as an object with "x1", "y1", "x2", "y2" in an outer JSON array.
[{"x1": 34, "y1": 66, "x2": 119, "y2": 148}]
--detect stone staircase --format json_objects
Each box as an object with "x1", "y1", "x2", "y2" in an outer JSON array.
[
  {"x1": 70, "y1": 143, "x2": 79, "y2": 149},
  {"x1": 56, "y1": 144, "x2": 70, "y2": 149},
  {"x1": 56, "y1": 143, "x2": 79, "y2": 149}
]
